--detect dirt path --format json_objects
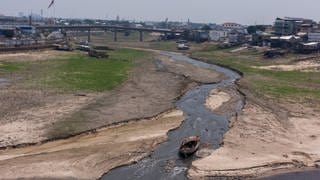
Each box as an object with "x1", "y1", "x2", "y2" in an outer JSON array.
[{"x1": 0, "y1": 110, "x2": 184, "y2": 179}]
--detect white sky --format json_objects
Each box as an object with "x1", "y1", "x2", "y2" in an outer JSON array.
[{"x1": 1, "y1": 0, "x2": 319, "y2": 25}]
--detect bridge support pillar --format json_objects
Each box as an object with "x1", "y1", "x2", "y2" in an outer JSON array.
[
  {"x1": 87, "y1": 29, "x2": 91, "y2": 43},
  {"x1": 114, "y1": 30, "x2": 118, "y2": 42},
  {"x1": 139, "y1": 31, "x2": 143, "y2": 42}
]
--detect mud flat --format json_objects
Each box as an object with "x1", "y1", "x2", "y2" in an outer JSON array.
[{"x1": 0, "y1": 110, "x2": 184, "y2": 179}]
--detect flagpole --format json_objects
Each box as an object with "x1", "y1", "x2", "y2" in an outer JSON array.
[
  {"x1": 48, "y1": 0, "x2": 55, "y2": 25},
  {"x1": 53, "y1": 0, "x2": 56, "y2": 25}
]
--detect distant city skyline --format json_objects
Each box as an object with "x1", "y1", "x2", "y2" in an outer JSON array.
[{"x1": 1, "y1": 0, "x2": 320, "y2": 25}]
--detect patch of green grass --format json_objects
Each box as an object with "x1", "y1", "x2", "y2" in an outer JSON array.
[
  {"x1": 0, "y1": 62, "x2": 21, "y2": 72},
  {"x1": 192, "y1": 48, "x2": 320, "y2": 100},
  {"x1": 48, "y1": 111, "x2": 90, "y2": 139},
  {"x1": 200, "y1": 44, "x2": 220, "y2": 52},
  {"x1": 40, "y1": 49, "x2": 146, "y2": 92},
  {"x1": 253, "y1": 79, "x2": 320, "y2": 98},
  {"x1": 149, "y1": 41, "x2": 177, "y2": 51},
  {"x1": 3, "y1": 49, "x2": 147, "y2": 92}
]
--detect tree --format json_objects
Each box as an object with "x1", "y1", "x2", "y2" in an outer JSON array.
[
  {"x1": 247, "y1": 25, "x2": 266, "y2": 34},
  {"x1": 201, "y1": 25, "x2": 212, "y2": 31}
]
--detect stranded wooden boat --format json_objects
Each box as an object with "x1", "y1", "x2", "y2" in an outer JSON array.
[{"x1": 179, "y1": 136, "x2": 200, "y2": 157}]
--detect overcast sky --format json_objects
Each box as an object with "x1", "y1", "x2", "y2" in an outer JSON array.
[{"x1": 1, "y1": 0, "x2": 319, "y2": 25}]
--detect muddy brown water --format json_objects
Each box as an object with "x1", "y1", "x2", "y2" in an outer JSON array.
[{"x1": 101, "y1": 52, "x2": 243, "y2": 180}]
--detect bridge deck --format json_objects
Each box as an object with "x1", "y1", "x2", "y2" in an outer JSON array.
[{"x1": 36, "y1": 25, "x2": 183, "y2": 33}]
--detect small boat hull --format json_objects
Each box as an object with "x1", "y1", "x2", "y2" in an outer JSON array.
[{"x1": 179, "y1": 136, "x2": 200, "y2": 158}]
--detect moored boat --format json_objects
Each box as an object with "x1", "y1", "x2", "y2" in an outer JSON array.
[{"x1": 179, "y1": 136, "x2": 200, "y2": 157}]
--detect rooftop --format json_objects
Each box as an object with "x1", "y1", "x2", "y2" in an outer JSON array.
[
  {"x1": 223, "y1": 22, "x2": 241, "y2": 26},
  {"x1": 277, "y1": 17, "x2": 313, "y2": 22}
]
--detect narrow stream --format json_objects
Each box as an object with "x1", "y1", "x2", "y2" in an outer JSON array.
[{"x1": 101, "y1": 52, "x2": 244, "y2": 180}]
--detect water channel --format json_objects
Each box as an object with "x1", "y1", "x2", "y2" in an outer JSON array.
[{"x1": 102, "y1": 52, "x2": 244, "y2": 180}]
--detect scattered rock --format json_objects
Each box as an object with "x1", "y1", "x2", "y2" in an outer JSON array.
[{"x1": 165, "y1": 160, "x2": 176, "y2": 173}]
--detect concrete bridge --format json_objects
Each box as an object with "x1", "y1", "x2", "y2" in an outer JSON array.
[{"x1": 36, "y1": 25, "x2": 184, "y2": 42}]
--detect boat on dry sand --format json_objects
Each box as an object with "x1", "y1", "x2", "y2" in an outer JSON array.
[{"x1": 179, "y1": 136, "x2": 200, "y2": 158}]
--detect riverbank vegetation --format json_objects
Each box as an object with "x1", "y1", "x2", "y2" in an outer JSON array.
[{"x1": 191, "y1": 45, "x2": 320, "y2": 101}]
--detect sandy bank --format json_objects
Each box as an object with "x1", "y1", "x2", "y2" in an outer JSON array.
[
  {"x1": 189, "y1": 101, "x2": 320, "y2": 178},
  {"x1": 157, "y1": 54, "x2": 225, "y2": 84},
  {"x1": 205, "y1": 89, "x2": 231, "y2": 111},
  {"x1": 204, "y1": 88, "x2": 243, "y2": 115},
  {"x1": 252, "y1": 60, "x2": 320, "y2": 72},
  {"x1": 0, "y1": 110, "x2": 184, "y2": 179}
]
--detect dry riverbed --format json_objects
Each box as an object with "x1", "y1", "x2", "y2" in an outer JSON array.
[
  {"x1": 7, "y1": 48, "x2": 319, "y2": 179},
  {"x1": 0, "y1": 49, "x2": 226, "y2": 178},
  {"x1": 0, "y1": 110, "x2": 184, "y2": 179}
]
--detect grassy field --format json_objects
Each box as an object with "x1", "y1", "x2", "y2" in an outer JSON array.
[
  {"x1": 191, "y1": 45, "x2": 320, "y2": 101},
  {"x1": 1, "y1": 48, "x2": 147, "y2": 92},
  {"x1": 0, "y1": 62, "x2": 21, "y2": 72}
]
